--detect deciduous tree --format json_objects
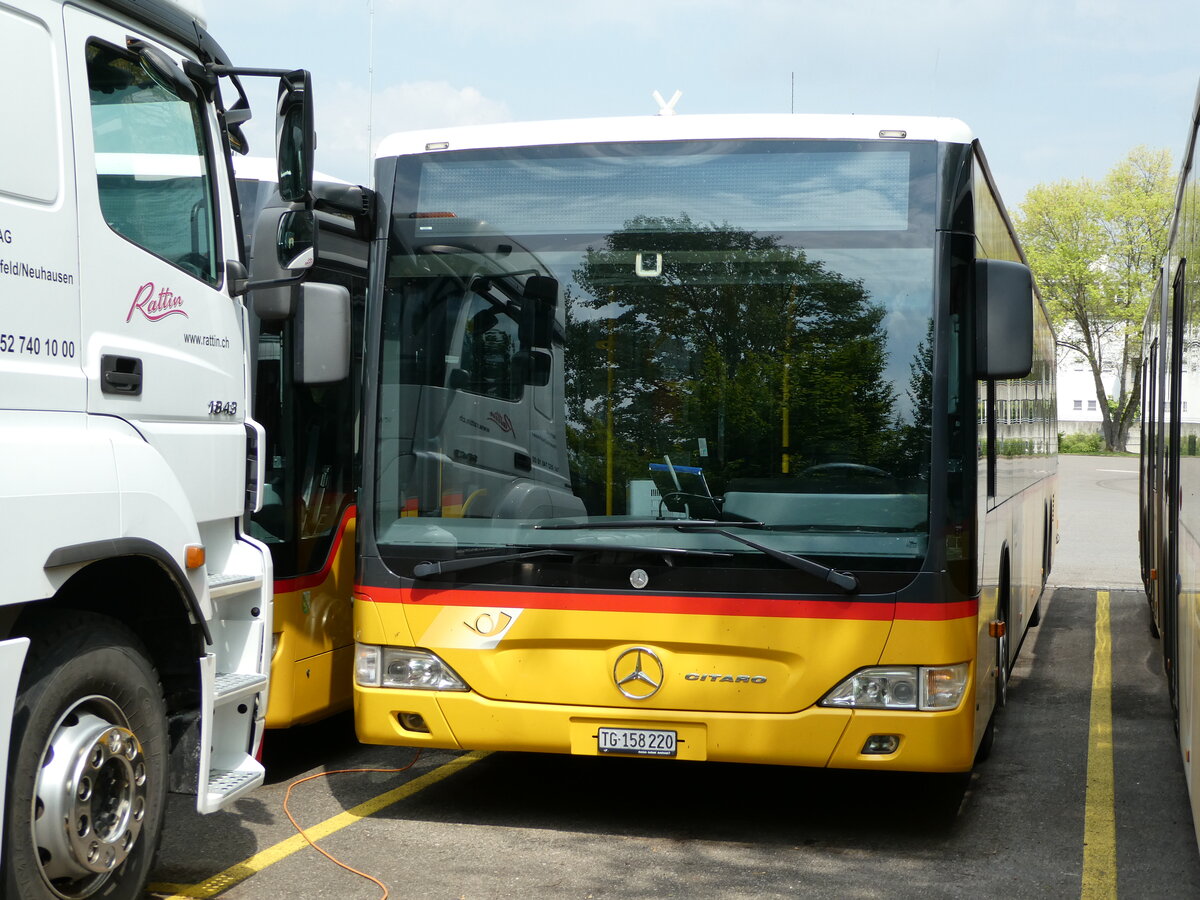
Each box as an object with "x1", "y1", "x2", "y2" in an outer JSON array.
[{"x1": 1013, "y1": 146, "x2": 1174, "y2": 451}]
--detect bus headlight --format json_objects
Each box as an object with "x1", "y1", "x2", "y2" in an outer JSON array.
[
  {"x1": 820, "y1": 663, "x2": 968, "y2": 711},
  {"x1": 355, "y1": 644, "x2": 469, "y2": 691}
]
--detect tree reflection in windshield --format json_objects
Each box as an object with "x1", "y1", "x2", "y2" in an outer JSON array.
[{"x1": 564, "y1": 214, "x2": 927, "y2": 517}]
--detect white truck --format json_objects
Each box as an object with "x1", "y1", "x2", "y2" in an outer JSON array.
[{"x1": 0, "y1": 2, "x2": 343, "y2": 897}]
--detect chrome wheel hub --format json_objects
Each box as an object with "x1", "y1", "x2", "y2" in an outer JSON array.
[{"x1": 33, "y1": 698, "x2": 147, "y2": 898}]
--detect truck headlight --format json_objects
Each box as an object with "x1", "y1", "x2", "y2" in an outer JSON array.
[
  {"x1": 820, "y1": 663, "x2": 968, "y2": 711},
  {"x1": 355, "y1": 644, "x2": 469, "y2": 691}
]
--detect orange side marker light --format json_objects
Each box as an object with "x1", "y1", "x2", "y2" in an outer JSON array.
[{"x1": 185, "y1": 544, "x2": 206, "y2": 570}]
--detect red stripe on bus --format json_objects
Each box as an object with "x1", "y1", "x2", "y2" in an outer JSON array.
[
  {"x1": 274, "y1": 504, "x2": 357, "y2": 594},
  {"x1": 356, "y1": 584, "x2": 978, "y2": 622}
]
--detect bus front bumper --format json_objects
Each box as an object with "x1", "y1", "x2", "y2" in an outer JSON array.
[{"x1": 353, "y1": 686, "x2": 979, "y2": 773}]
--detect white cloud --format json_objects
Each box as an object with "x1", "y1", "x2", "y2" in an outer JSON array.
[
  {"x1": 205, "y1": 0, "x2": 1200, "y2": 201},
  {"x1": 379, "y1": 0, "x2": 739, "y2": 33},
  {"x1": 369, "y1": 80, "x2": 512, "y2": 137},
  {"x1": 314, "y1": 80, "x2": 511, "y2": 182},
  {"x1": 234, "y1": 78, "x2": 511, "y2": 184}
]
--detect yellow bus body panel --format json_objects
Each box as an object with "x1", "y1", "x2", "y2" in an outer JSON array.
[
  {"x1": 266, "y1": 513, "x2": 357, "y2": 728},
  {"x1": 354, "y1": 590, "x2": 982, "y2": 771}
]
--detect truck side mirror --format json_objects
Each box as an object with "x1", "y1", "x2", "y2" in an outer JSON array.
[
  {"x1": 295, "y1": 283, "x2": 351, "y2": 384},
  {"x1": 521, "y1": 275, "x2": 558, "y2": 350},
  {"x1": 516, "y1": 349, "x2": 553, "y2": 386},
  {"x1": 247, "y1": 208, "x2": 315, "y2": 319},
  {"x1": 974, "y1": 259, "x2": 1034, "y2": 380},
  {"x1": 276, "y1": 70, "x2": 314, "y2": 203}
]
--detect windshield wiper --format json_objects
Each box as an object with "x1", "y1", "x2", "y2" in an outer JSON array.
[
  {"x1": 412, "y1": 549, "x2": 572, "y2": 579},
  {"x1": 533, "y1": 518, "x2": 767, "y2": 530},
  {"x1": 411, "y1": 544, "x2": 734, "y2": 579},
  {"x1": 530, "y1": 520, "x2": 858, "y2": 594},
  {"x1": 687, "y1": 527, "x2": 859, "y2": 594}
]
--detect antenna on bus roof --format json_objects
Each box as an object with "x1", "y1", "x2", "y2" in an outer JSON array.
[
  {"x1": 367, "y1": 0, "x2": 375, "y2": 177},
  {"x1": 652, "y1": 90, "x2": 682, "y2": 116}
]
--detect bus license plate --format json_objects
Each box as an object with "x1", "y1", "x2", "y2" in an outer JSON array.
[{"x1": 597, "y1": 727, "x2": 677, "y2": 757}]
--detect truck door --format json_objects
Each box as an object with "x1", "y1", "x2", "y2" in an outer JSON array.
[
  {"x1": 0, "y1": 2, "x2": 82, "y2": 414},
  {"x1": 65, "y1": 8, "x2": 246, "y2": 524}
]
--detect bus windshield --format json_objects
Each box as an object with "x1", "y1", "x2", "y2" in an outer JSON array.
[{"x1": 373, "y1": 138, "x2": 938, "y2": 583}]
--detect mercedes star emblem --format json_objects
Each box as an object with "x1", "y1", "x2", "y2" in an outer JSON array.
[{"x1": 613, "y1": 646, "x2": 665, "y2": 700}]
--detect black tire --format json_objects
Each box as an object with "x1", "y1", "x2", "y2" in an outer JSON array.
[
  {"x1": 996, "y1": 618, "x2": 1010, "y2": 710},
  {"x1": 996, "y1": 564, "x2": 1011, "y2": 711},
  {"x1": 975, "y1": 713, "x2": 997, "y2": 763},
  {"x1": 3, "y1": 613, "x2": 167, "y2": 900},
  {"x1": 977, "y1": 615, "x2": 1010, "y2": 764},
  {"x1": 977, "y1": 620, "x2": 1008, "y2": 764}
]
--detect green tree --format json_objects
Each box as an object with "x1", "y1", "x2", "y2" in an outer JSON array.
[{"x1": 1013, "y1": 146, "x2": 1174, "y2": 451}]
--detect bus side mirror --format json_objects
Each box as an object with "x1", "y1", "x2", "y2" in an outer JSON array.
[
  {"x1": 247, "y1": 209, "x2": 316, "y2": 319},
  {"x1": 277, "y1": 210, "x2": 316, "y2": 270},
  {"x1": 974, "y1": 259, "x2": 1034, "y2": 380},
  {"x1": 276, "y1": 70, "x2": 314, "y2": 203},
  {"x1": 295, "y1": 283, "x2": 351, "y2": 384}
]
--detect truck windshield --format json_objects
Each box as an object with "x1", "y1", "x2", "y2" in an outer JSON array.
[{"x1": 372, "y1": 138, "x2": 937, "y2": 583}]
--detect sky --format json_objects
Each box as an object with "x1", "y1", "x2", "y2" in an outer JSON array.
[{"x1": 203, "y1": 0, "x2": 1200, "y2": 210}]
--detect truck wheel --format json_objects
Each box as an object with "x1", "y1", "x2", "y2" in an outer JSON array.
[{"x1": 3, "y1": 614, "x2": 167, "y2": 900}]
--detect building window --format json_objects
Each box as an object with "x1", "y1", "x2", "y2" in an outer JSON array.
[
  {"x1": 1073, "y1": 400, "x2": 1083, "y2": 411},
  {"x1": 1087, "y1": 400, "x2": 1097, "y2": 411}
]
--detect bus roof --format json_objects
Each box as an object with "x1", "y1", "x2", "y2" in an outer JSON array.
[{"x1": 375, "y1": 113, "x2": 975, "y2": 159}]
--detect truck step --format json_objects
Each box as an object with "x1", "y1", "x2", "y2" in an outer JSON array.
[
  {"x1": 204, "y1": 765, "x2": 264, "y2": 808},
  {"x1": 208, "y1": 571, "x2": 264, "y2": 599},
  {"x1": 213, "y1": 671, "x2": 268, "y2": 706}
]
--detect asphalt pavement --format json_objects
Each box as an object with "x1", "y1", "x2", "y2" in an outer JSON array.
[
  {"x1": 1051, "y1": 454, "x2": 1142, "y2": 589},
  {"x1": 146, "y1": 454, "x2": 1200, "y2": 899}
]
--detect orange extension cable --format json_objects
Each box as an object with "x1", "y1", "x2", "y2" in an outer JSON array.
[{"x1": 282, "y1": 751, "x2": 423, "y2": 900}]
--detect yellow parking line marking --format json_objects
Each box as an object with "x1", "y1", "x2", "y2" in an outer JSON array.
[
  {"x1": 156, "y1": 750, "x2": 491, "y2": 900},
  {"x1": 1081, "y1": 590, "x2": 1116, "y2": 899}
]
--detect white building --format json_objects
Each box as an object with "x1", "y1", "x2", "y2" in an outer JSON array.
[
  {"x1": 1056, "y1": 331, "x2": 1200, "y2": 452},
  {"x1": 1055, "y1": 337, "x2": 1140, "y2": 450}
]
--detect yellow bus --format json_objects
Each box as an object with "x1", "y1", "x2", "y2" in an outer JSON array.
[
  {"x1": 237, "y1": 167, "x2": 368, "y2": 727},
  {"x1": 353, "y1": 115, "x2": 1057, "y2": 771}
]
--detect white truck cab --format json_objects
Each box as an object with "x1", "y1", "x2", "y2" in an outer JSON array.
[{"x1": 0, "y1": 2, "x2": 338, "y2": 897}]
